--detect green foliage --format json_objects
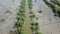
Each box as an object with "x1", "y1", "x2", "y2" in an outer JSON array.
[
  {"x1": 17, "y1": 16, "x2": 24, "y2": 19},
  {"x1": 14, "y1": 0, "x2": 26, "y2": 34},
  {"x1": 36, "y1": 17, "x2": 38, "y2": 20},
  {"x1": 30, "y1": 11, "x2": 33, "y2": 14},
  {"x1": 54, "y1": 13, "x2": 58, "y2": 16},
  {"x1": 17, "y1": 13, "x2": 25, "y2": 16},
  {"x1": 16, "y1": 0, "x2": 26, "y2": 27},
  {"x1": 31, "y1": 22, "x2": 38, "y2": 26},
  {"x1": 54, "y1": 6, "x2": 60, "y2": 13},
  {"x1": 50, "y1": 0, "x2": 60, "y2": 6},
  {"x1": 53, "y1": 5, "x2": 60, "y2": 16},
  {"x1": 38, "y1": 10, "x2": 42, "y2": 13},
  {"x1": 31, "y1": 22, "x2": 39, "y2": 31},
  {"x1": 15, "y1": 28, "x2": 24, "y2": 34},
  {"x1": 38, "y1": 32, "x2": 43, "y2": 34},
  {"x1": 31, "y1": 26, "x2": 38, "y2": 31},
  {"x1": 17, "y1": 20, "x2": 24, "y2": 27},
  {"x1": 43, "y1": 0, "x2": 60, "y2": 17},
  {"x1": 28, "y1": 0, "x2": 32, "y2": 9},
  {"x1": 19, "y1": 9, "x2": 24, "y2": 13},
  {"x1": 35, "y1": 23, "x2": 38, "y2": 26},
  {"x1": 6, "y1": 10, "x2": 12, "y2": 14},
  {"x1": 51, "y1": 0, "x2": 57, "y2": 4},
  {"x1": 6, "y1": 10, "x2": 10, "y2": 13},
  {"x1": 29, "y1": 12, "x2": 36, "y2": 18},
  {"x1": 0, "y1": 19, "x2": 5, "y2": 22},
  {"x1": 30, "y1": 13, "x2": 35, "y2": 18}
]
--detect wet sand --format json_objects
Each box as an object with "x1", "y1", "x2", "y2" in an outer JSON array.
[
  {"x1": 32, "y1": 0, "x2": 60, "y2": 34},
  {"x1": 0, "y1": 0, "x2": 60, "y2": 34},
  {"x1": 0, "y1": 0, "x2": 21, "y2": 34}
]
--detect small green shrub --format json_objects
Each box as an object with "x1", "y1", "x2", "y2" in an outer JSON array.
[
  {"x1": 28, "y1": 0, "x2": 32, "y2": 9},
  {"x1": 36, "y1": 17, "x2": 38, "y2": 20},
  {"x1": 38, "y1": 32, "x2": 43, "y2": 34},
  {"x1": 31, "y1": 26, "x2": 38, "y2": 31},
  {"x1": 15, "y1": 28, "x2": 24, "y2": 34},
  {"x1": 6, "y1": 10, "x2": 12, "y2": 14},
  {"x1": 30, "y1": 11, "x2": 33, "y2": 14},
  {"x1": 6, "y1": 10, "x2": 10, "y2": 13},
  {"x1": 31, "y1": 22, "x2": 38, "y2": 26},
  {"x1": 35, "y1": 23, "x2": 38, "y2": 26},
  {"x1": 30, "y1": 13, "x2": 35, "y2": 18},
  {"x1": 43, "y1": 0, "x2": 60, "y2": 17},
  {"x1": 35, "y1": 32, "x2": 43, "y2": 34},
  {"x1": 38, "y1": 11, "x2": 42, "y2": 13},
  {"x1": 9, "y1": 12, "x2": 12, "y2": 14},
  {"x1": 31, "y1": 23, "x2": 34, "y2": 26},
  {"x1": 1, "y1": 19, "x2": 5, "y2": 22},
  {"x1": 31, "y1": 22, "x2": 39, "y2": 31},
  {"x1": 17, "y1": 20, "x2": 24, "y2": 27}
]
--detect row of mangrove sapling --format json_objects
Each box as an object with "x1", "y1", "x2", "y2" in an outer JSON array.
[
  {"x1": 9, "y1": 0, "x2": 26, "y2": 34},
  {"x1": 28, "y1": 0, "x2": 42, "y2": 33},
  {"x1": 28, "y1": 0, "x2": 38, "y2": 33},
  {"x1": 43, "y1": 0, "x2": 60, "y2": 17},
  {"x1": 28, "y1": 0, "x2": 32, "y2": 9},
  {"x1": 50, "y1": 0, "x2": 60, "y2": 6},
  {"x1": 29, "y1": 11, "x2": 42, "y2": 34}
]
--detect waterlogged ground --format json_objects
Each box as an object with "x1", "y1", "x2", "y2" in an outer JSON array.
[
  {"x1": 0, "y1": 0, "x2": 60, "y2": 34},
  {"x1": 32, "y1": 0, "x2": 60, "y2": 34},
  {"x1": 0, "y1": 0, "x2": 21, "y2": 34}
]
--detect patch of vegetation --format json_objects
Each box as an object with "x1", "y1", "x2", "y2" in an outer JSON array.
[
  {"x1": 53, "y1": 6, "x2": 60, "y2": 16},
  {"x1": 17, "y1": 0, "x2": 25, "y2": 24},
  {"x1": 16, "y1": 20, "x2": 24, "y2": 27},
  {"x1": 13, "y1": 0, "x2": 26, "y2": 34},
  {"x1": 38, "y1": 10, "x2": 42, "y2": 13},
  {"x1": 31, "y1": 26, "x2": 38, "y2": 31},
  {"x1": 30, "y1": 13, "x2": 35, "y2": 18},
  {"x1": 29, "y1": 12, "x2": 36, "y2": 18},
  {"x1": 29, "y1": 12, "x2": 36, "y2": 19},
  {"x1": 31, "y1": 22, "x2": 38, "y2": 26},
  {"x1": 29, "y1": 12, "x2": 42, "y2": 34},
  {"x1": 35, "y1": 32, "x2": 43, "y2": 34},
  {"x1": 16, "y1": 0, "x2": 26, "y2": 27},
  {"x1": 31, "y1": 22, "x2": 39, "y2": 32},
  {"x1": 0, "y1": 19, "x2": 5, "y2": 22},
  {"x1": 43, "y1": 0, "x2": 60, "y2": 17},
  {"x1": 36, "y1": 17, "x2": 38, "y2": 20},
  {"x1": 1, "y1": 19, "x2": 5, "y2": 21},
  {"x1": 15, "y1": 28, "x2": 24, "y2": 34},
  {"x1": 28, "y1": 0, "x2": 40, "y2": 34},
  {"x1": 50, "y1": 0, "x2": 60, "y2": 6},
  {"x1": 28, "y1": 0, "x2": 32, "y2": 9},
  {"x1": 9, "y1": 12, "x2": 12, "y2": 14},
  {"x1": 5, "y1": 10, "x2": 12, "y2": 14},
  {"x1": 29, "y1": 11, "x2": 33, "y2": 14},
  {"x1": 6, "y1": 10, "x2": 10, "y2": 13}
]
